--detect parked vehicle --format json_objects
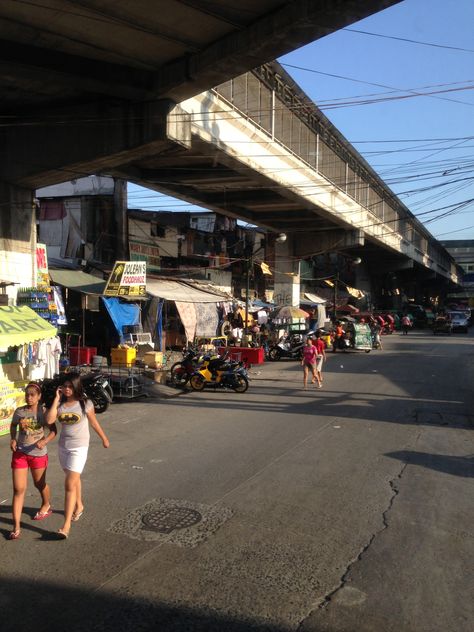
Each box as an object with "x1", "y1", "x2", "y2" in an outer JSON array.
[
  {"x1": 268, "y1": 332, "x2": 306, "y2": 361},
  {"x1": 447, "y1": 311, "x2": 469, "y2": 333},
  {"x1": 39, "y1": 372, "x2": 113, "y2": 413},
  {"x1": 169, "y1": 348, "x2": 203, "y2": 387},
  {"x1": 433, "y1": 315, "x2": 452, "y2": 335},
  {"x1": 189, "y1": 354, "x2": 249, "y2": 393}
]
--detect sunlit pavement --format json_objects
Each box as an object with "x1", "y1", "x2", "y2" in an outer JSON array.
[{"x1": 1, "y1": 330, "x2": 473, "y2": 632}]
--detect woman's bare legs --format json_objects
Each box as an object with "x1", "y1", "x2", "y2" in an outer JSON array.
[
  {"x1": 60, "y1": 470, "x2": 81, "y2": 535},
  {"x1": 312, "y1": 366, "x2": 321, "y2": 387},
  {"x1": 74, "y1": 477, "x2": 83, "y2": 517},
  {"x1": 11, "y1": 468, "x2": 28, "y2": 533},
  {"x1": 31, "y1": 467, "x2": 50, "y2": 514},
  {"x1": 303, "y1": 365, "x2": 309, "y2": 388}
]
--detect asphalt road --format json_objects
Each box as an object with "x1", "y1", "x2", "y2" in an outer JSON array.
[{"x1": 1, "y1": 331, "x2": 473, "y2": 632}]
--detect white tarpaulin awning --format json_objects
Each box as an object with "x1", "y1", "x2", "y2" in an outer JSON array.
[
  {"x1": 303, "y1": 292, "x2": 327, "y2": 304},
  {"x1": 146, "y1": 279, "x2": 228, "y2": 303}
]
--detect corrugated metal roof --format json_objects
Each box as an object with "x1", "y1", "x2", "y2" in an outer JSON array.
[{"x1": 146, "y1": 278, "x2": 229, "y2": 303}]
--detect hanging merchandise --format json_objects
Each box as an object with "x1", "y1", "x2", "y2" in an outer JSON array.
[{"x1": 52, "y1": 286, "x2": 67, "y2": 325}]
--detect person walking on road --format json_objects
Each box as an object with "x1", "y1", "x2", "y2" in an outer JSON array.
[
  {"x1": 312, "y1": 331, "x2": 327, "y2": 386},
  {"x1": 46, "y1": 373, "x2": 109, "y2": 539},
  {"x1": 301, "y1": 338, "x2": 321, "y2": 389},
  {"x1": 9, "y1": 382, "x2": 57, "y2": 540},
  {"x1": 401, "y1": 314, "x2": 411, "y2": 335}
]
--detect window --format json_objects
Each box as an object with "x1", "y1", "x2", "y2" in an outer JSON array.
[{"x1": 150, "y1": 222, "x2": 165, "y2": 238}]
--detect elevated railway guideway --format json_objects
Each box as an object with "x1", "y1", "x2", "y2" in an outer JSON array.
[
  {"x1": 0, "y1": 0, "x2": 404, "y2": 288},
  {"x1": 109, "y1": 62, "x2": 459, "y2": 292}
]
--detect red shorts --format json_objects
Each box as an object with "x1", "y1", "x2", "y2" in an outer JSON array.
[{"x1": 11, "y1": 451, "x2": 49, "y2": 470}]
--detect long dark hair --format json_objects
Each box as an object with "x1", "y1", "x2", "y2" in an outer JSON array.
[{"x1": 60, "y1": 372, "x2": 86, "y2": 412}]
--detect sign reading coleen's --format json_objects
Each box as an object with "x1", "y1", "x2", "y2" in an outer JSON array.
[{"x1": 103, "y1": 261, "x2": 147, "y2": 297}]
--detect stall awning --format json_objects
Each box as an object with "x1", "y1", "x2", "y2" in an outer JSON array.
[
  {"x1": 303, "y1": 293, "x2": 327, "y2": 304},
  {"x1": 147, "y1": 279, "x2": 229, "y2": 303},
  {"x1": 49, "y1": 269, "x2": 106, "y2": 295},
  {"x1": 0, "y1": 306, "x2": 57, "y2": 351}
]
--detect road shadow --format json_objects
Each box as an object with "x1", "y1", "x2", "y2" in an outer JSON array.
[
  {"x1": 385, "y1": 450, "x2": 474, "y2": 478},
  {"x1": 0, "y1": 577, "x2": 309, "y2": 632}
]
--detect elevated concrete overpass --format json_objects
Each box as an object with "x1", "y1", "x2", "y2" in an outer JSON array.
[
  {"x1": 2, "y1": 0, "x2": 456, "y2": 304},
  {"x1": 102, "y1": 62, "x2": 459, "y2": 293},
  {"x1": 1, "y1": 0, "x2": 401, "y2": 186}
]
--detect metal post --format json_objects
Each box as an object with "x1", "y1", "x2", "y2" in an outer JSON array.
[
  {"x1": 333, "y1": 269, "x2": 337, "y2": 321},
  {"x1": 244, "y1": 255, "x2": 250, "y2": 345}
]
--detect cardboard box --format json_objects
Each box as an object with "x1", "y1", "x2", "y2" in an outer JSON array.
[{"x1": 142, "y1": 351, "x2": 163, "y2": 368}]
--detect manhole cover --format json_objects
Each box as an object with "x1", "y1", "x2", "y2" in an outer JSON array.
[
  {"x1": 109, "y1": 497, "x2": 233, "y2": 546},
  {"x1": 142, "y1": 506, "x2": 202, "y2": 533}
]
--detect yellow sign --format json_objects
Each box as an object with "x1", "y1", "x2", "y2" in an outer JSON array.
[
  {"x1": 0, "y1": 380, "x2": 27, "y2": 437},
  {"x1": 0, "y1": 306, "x2": 57, "y2": 351},
  {"x1": 260, "y1": 262, "x2": 272, "y2": 276},
  {"x1": 104, "y1": 261, "x2": 147, "y2": 297}
]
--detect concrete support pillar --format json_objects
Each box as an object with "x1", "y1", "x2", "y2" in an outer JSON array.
[
  {"x1": 0, "y1": 183, "x2": 36, "y2": 301},
  {"x1": 354, "y1": 264, "x2": 372, "y2": 310},
  {"x1": 113, "y1": 179, "x2": 128, "y2": 260},
  {"x1": 273, "y1": 236, "x2": 300, "y2": 306}
]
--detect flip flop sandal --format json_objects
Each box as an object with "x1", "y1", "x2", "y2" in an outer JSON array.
[
  {"x1": 71, "y1": 510, "x2": 84, "y2": 522},
  {"x1": 9, "y1": 530, "x2": 21, "y2": 540},
  {"x1": 57, "y1": 529, "x2": 69, "y2": 539},
  {"x1": 33, "y1": 507, "x2": 52, "y2": 521}
]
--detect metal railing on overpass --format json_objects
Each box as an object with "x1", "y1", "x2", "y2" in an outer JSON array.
[{"x1": 212, "y1": 62, "x2": 455, "y2": 281}]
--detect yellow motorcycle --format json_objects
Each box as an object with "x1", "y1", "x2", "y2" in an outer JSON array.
[{"x1": 189, "y1": 354, "x2": 249, "y2": 393}]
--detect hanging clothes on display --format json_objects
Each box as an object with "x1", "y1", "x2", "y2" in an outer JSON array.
[
  {"x1": 16, "y1": 336, "x2": 62, "y2": 380},
  {"x1": 175, "y1": 302, "x2": 197, "y2": 343}
]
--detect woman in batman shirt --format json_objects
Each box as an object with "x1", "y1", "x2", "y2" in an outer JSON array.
[{"x1": 46, "y1": 372, "x2": 109, "y2": 539}]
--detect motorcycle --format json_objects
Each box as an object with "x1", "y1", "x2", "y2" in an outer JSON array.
[
  {"x1": 169, "y1": 348, "x2": 203, "y2": 388},
  {"x1": 189, "y1": 354, "x2": 249, "y2": 393},
  {"x1": 39, "y1": 372, "x2": 113, "y2": 413},
  {"x1": 267, "y1": 332, "x2": 308, "y2": 361}
]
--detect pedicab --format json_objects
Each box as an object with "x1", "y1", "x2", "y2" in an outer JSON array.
[
  {"x1": 334, "y1": 318, "x2": 372, "y2": 353},
  {"x1": 344, "y1": 321, "x2": 373, "y2": 353}
]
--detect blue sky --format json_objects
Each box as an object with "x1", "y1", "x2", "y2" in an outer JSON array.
[{"x1": 129, "y1": 0, "x2": 474, "y2": 240}]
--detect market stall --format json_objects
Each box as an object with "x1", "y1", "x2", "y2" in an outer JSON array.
[{"x1": 0, "y1": 305, "x2": 57, "y2": 437}]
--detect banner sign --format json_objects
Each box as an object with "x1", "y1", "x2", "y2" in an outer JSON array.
[
  {"x1": 104, "y1": 261, "x2": 147, "y2": 298},
  {"x1": 129, "y1": 241, "x2": 160, "y2": 271},
  {"x1": 35, "y1": 243, "x2": 49, "y2": 288}
]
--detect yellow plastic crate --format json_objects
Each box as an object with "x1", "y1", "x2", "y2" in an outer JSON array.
[{"x1": 111, "y1": 347, "x2": 136, "y2": 367}]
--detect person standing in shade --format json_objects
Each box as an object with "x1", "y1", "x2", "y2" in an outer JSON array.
[
  {"x1": 312, "y1": 331, "x2": 327, "y2": 386},
  {"x1": 9, "y1": 383, "x2": 57, "y2": 540},
  {"x1": 301, "y1": 338, "x2": 321, "y2": 389},
  {"x1": 46, "y1": 373, "x2": 109, "y2": 539}
]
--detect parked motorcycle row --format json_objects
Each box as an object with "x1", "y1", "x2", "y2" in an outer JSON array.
[{"x1": 170, "y1": 348, "x2": 249, "y2": 393}]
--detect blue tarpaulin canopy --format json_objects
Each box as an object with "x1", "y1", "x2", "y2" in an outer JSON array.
[{"x1": 102, "y1": 297, "x2": 140, "y2": 342}]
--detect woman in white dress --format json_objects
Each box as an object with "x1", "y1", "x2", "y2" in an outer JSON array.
[{"x1": 46, "y1": 372, "x2": 109, "y2": 539}]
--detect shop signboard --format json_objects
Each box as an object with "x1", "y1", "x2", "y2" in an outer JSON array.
[
  {"x1": 0, "y1": 380, "x2": 26, "y2": 437},
  {"x1": 104, "y1": 261, "x2": 147, "y2": 298},
  {"x1": 35, "y1": 243, "x2": 49, "y2": 288},
  {"x1": 129, "y1": 241, "x2": 161, "y2": 271}
]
